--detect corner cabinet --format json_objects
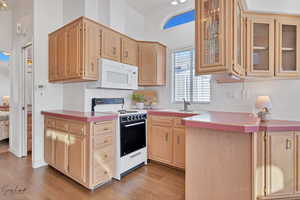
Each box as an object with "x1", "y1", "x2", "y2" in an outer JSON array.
[
  {"x1": 195, "y1": 0, "x2": 246, "y2": 78},
  {"x1": 148, "y1": 115, "x2": 185, "y2": 169},
  {"x1": 138, "y1": 42, "x2": 167, "y2": 86}
]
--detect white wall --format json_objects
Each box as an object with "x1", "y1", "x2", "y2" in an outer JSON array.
[
  {"x1": 63, "y1": 0, "x2": 145, "y2": 111},
  {"x1": 9, "y1": 0, "x2": 33, "y2": 157},
  {"x1": 63, "y1": 0, "x2": 84, "y2": 24},
  {"x1": 246, "y1": 0, "x2": 300, "y2": 14},
  {"x1": 0, "y1": 10, "x2": 12, "y2": 52},
  {"x1": 32, "y1": 0, "x2": 63, "y2": 168},
  {"x1": 143, "y1": 0, "x2": 300, "y2": 121}
]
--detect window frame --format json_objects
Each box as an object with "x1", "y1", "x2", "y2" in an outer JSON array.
[
  {"x1": 171, "y1": 47, "x2": 211, "y2": 104},
  {"x1": 163, "y1": 9, "x2": 195, "y2": 30}
]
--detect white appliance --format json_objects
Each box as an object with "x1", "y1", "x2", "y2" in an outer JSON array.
[
  {"x1": 91, "y1": 98, "x2": 147, "y2": 180},
  {"x1": 89, "y1": 58, "x2": 138, "y2": 90}
]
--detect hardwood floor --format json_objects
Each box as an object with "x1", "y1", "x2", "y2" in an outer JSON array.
[{"x1": 0, "y1": 153, "x2": 185, "y2": 200}]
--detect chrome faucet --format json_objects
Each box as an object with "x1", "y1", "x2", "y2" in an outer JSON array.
[{"x1": 183, "y1": 98, "x2": 191, "y2": 111}]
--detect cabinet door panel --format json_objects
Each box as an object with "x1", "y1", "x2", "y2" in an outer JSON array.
[
  {"x1": 173, "y1": 128, "x2": 185, "y2": 169},
  {"x1": 149, "y1": 125, "x2": 173, "y2": 164},
  {"x1": 54, "y1": 131, "x2": 69, "y2": 173},
  {"x1": 49, "y1": 34, "x2": 58, "y2": 82},
  {"x1": 84, "y1": 21, "x2": 100, "y2": 79},
  {"x1": 276, "y1": 18, "x2": 300, "y2": 77},
  {"x1": 44, "y1": 129, "x2": 55, "y2": 165},
  {"x1": 122, "y1": 37, "x2": 138, "y2": 66},
  {"x1": 266, "y1": 132, "x2": 295, "y2": 196},
  {"x1": 247, "y1": 17, "x2": 275, "y2": 76},
  {"x1": 102, "y1": 28, "x2": 121, "y2": 62},
  {"x1": 138, "y1": 43, "x2": 157, "y2": 85},
  {"x1": 57, "y1": 30, "x2": 67, "y2": 80},
  {"x1": 67, "y1": 22, "x2": 82, "y2": 78},
  {"x1": 68, "y1": 135, "x2": 86, "y2": 182},
  {"x1": 195, "y1": 0, "x2": 225, "y2": 75},
  {"x1": 233, "y1": 0, "x2": 245, "y2": 76}
]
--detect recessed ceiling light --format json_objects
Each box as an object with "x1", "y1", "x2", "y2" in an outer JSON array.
[{"x1": 171, "y1": 0, "x2": 178, "y2": 5}]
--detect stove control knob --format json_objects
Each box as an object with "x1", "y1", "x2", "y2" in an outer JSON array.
[{"x1": 127, "y1": 116, "x2": 130, "y2": 121}]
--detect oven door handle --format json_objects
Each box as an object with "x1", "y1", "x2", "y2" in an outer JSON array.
[{"x1": 124, "y1": 121, "x2": 145, "y2": 127}]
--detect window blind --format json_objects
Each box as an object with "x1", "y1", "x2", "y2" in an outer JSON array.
[{"x1": 173, "y1": 49, "x2": 211, "y2": 103}]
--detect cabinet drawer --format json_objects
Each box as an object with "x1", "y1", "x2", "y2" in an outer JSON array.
[
  {"x1": 94, "y1": 133, "x2": 113, "y2": 149},
  {"x1": 93, "y1": 160, "x2": 113, "y2": 184},
  {"x1": 94, "y1": 145, "x2": 114, "y2": 163},
  {"x1": 173, "y1": 118, "x2": 184, "y2": 128},
  {"x1": 151, "y1": 116, "x2": 173, "y2": 127},
  {"x1": 94, "y1": 121, "x2": 114, "y2": 136},
  {"x1": 46, "y1": 118, "x2": 55, "y2": 129},
  {"x1": 69, "y1": 122, "x2": 86, "y2": 136},
  {"x1": 55, "y1": 119, "x2": 69, "y2": 132}
]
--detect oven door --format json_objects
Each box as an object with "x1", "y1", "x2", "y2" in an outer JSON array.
[{"x1": 120, "y1": 120, "x2": 146, "y2": 157}]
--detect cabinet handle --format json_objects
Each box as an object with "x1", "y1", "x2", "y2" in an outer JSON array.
[
  {"x1": 286, "y1": 139, "x2": 292, "y2": 150},
  {"x1": 112, "y1": 47, "x2": 116, "y2": 55},
  {"x1": 103, "y1": 128, "x2": 109, "y2": 131},
  {"x1": 165, "y1": 133, "x2": 168, "y2": 142},
  {"x1": 125, "y1": 51, "x2": 129, "y2": 58},
  {"x1": 177, "y1": 136, "x2": 180, "y2": 145},
  {"x1": 104, "y1": 171, "x2": 108, "y2": 175},
  {"x1": 104, "y1": 154, "x2": 108, "y2": 159}
]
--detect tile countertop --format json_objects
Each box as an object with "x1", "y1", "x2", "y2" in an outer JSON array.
[
  {"x1": 148, "y1": 109, "x2": 300, "y2": 133},
  {"x1": 41, "y1": 110, "x2": 118, "y2": 122}
]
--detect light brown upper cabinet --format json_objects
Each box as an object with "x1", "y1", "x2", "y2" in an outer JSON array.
[
  {"x1": 138, "y1": 42, "x2": 166, "y2": 86},
  {"x1": 49, "y1": 17, "x2": 167, "y2": 84},
  {"x1": 195, "y1": 0, "x2": 246, "y2": 78},
  {"x1": 49, "y1": 17, "x2": 100, "y2": 83},
  {"x1": 276, "y1": 17, "x2": 300, "y2": 77},
  {"x1": 246, "y1": 15, "x2": 275, "y2": 77},
  {"x1": 101, "y1": 27, "x2": 121, "y2": 62},
  {"x1": 121, "y1": 37, "x2": 138, "y2": 66}
]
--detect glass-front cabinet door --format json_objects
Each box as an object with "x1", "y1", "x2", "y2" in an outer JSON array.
[
  {"x1": 276, "y1": 18, "x2": 300, "y2": 77},
  {"x1": 196, "y1": 0, "x2": 225, "y2": 74},
  {"x1": 247, "y1": 16, "x2": 275, "y2": 76},
  {"x1": 233, "y1": 0, "x2": 245, "y2": 76}
]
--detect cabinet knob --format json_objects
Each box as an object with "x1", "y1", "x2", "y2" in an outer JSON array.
[
  {"x1": 104, "y1": 171, "x2": 108, "y2": 175},
  {"x1": 165, "y1": 133, "x2": 168, "y2": 142}
]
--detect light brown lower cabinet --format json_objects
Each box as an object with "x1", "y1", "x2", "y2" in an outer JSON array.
[
  {"x1": 255, "y1": 131, "x2": 300, "y2": 200},
  {"x1": 148, "y1": 115, "x2": 185, "y2": 169},
  {"x1": 44, "y1": 116, "x2": 115, "y2": 189}
]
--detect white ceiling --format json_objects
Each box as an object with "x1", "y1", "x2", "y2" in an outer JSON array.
[{"x1": 126, "y1": 0, "x2": 194, "y2": 15}]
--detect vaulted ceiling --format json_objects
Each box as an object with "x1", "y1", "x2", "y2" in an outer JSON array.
[{"x1": 126, "y1": 0, "x2": 194, "y2": 15}]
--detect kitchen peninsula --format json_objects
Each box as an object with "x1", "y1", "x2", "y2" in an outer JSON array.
[{"x1": 183, "y1": 111, "x2": 300, "y2": 200}]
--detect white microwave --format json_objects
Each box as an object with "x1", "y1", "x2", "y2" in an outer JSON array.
[{"x1": 88, "y1": 58, "x2": 138, "y2": 90}]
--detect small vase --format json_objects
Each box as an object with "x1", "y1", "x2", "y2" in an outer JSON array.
[{"x1": 136, "y1": 102, "x2": 144, "y2": 110}]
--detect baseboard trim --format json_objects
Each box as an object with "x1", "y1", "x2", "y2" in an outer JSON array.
[
  {"x1": 32, "y1": 160, "x2": 48, "y2": 168},
  {"x1": 8, "y1": 148, "x2": 22, "y2": 158}
]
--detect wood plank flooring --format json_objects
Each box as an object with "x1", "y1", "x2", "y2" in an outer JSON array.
[{"x1": 0, "y1": 153, "x2": 185, "y2": 200}]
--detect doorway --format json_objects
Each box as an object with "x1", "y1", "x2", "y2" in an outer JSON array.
[
  {"x1": 21, "y1": 43, "x2": 33, "y2": 157},
  {"x1": 0, "y1": 50, "x2": 11, "y2": 154}
]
